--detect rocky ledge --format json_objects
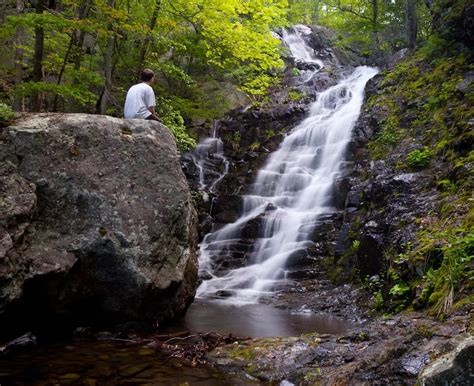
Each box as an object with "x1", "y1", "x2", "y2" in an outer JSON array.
[
  {"x1": 0, "y1": 114, "x2": 198, "y2": 336},
  {"x1": 209, "y1": 312, "x2": 472, "y2": 385}
]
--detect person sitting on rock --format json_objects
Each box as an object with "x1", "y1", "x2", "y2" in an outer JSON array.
[{"x1": 124, "y1": 69, "x2": 161, "y2": 121}]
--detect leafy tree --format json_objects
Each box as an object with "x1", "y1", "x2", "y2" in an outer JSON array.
[{"x1": 0, "y1": 0, "x2": 288, "y2": 120}]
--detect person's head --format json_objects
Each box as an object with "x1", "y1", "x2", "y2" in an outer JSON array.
[{"x1": 141, "y1": 69, "x2": 155, "y2": 83}]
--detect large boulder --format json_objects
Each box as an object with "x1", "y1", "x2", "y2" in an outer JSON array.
[{"x1": 0, "y1": 113, "x2": 198, "y2": 335}]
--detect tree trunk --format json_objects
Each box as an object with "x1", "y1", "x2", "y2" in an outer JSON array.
[
  {"x1": 98, "y1": 0, "x2": 116, "y2": 115},
  {"x1": 54, "y1": 0, "x2": 92, "y2": 111},
  {"x1": 406, "y1": 0, "x2": 418, "y2": 48},
  {"x1": 372, "y1": 0, "x2": 379, "y2": 47},
  {"x1": 32, "y1": 0, "x2": 45, "y2": 111},
  {"x1": 13, "y1": 0, "x2": 26, "y2": 111},
  {"x1": 73, "y1": 0, "x2": 92, "y2": 74},
  {"x1": 135, "y1": 0, "x2": 162, "y2": 79},
  {"x1": 98, "y1": 34, "x2": 115, "y2": 114},
  {"x1": 313, "y1": 0, "x2": 320, "y2": 25}
]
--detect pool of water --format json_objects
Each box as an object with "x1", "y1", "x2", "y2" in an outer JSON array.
[
  {"x1": 0, "y1": 339, "x2": 258, "y2": 385},
  {"x1": 184, "y1": 300, "x2": 351, "y2": 338},
  {"x1": 0, "y1": 301, "x2": 351, "y2": 384}
]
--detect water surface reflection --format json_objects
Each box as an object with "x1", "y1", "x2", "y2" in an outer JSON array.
[{"x1": 185, "y1": 300, "x2": 351, "y2": 338}]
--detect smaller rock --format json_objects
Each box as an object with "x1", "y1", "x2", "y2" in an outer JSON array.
[{"x1": 420, "y1": 335, "x2": 474, "y2": 385}]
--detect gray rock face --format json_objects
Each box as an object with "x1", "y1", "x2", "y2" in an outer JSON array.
[
  {"x1": 420, "y1": 335, "x2": 474, "y2": 385},
  {"x1": 0, "y1": 113, "x2": 198, "y2": 334}
]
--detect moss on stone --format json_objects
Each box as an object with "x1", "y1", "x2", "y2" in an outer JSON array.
[{"x1": 363, "y1": 40, "x2": 473, "y2": 317}]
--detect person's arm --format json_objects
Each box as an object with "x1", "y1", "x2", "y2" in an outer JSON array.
[{"x1": 145, "y1": 86, "x2": 156, "y2": 112}]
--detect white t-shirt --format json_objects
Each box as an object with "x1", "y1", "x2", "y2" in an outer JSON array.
[{"x1": 123, "y1": 82, "x2": 156, "y2": 119}]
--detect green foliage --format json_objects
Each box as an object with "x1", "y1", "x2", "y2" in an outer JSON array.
[
  {"x1": 436, "y1": 179, "x2": 458, "y2": 194},
  {"x1": 0, "y1": 0, "x2": 288, "y2": 128},
  {"x1": 417, "y1": 35, "x2": 451, "y2": 60},
  {"x1": 287, "y1": 0, "x2": 433, "y2": 55},
  {"x1": 287, "y1": 90, "x2": 305, "y2": 102},
  {"x1": 389, "y1": 282, "x2": 410, "y2": 298},
  {"x1": 368, "y1": 50, "x2": 472, "y2": 164},
  {"x1": 406, "y1": 146, "x2": 431, "y2": 170},
  {"x1": 155, "y1": 97, "x2": 196, "y2": 151},
  {"x1": 291, "y1": 68, "x2": 301, "y2": 77},
  {"x1": 364, "y1": 38, "x2": 473, "y2": 317},
  {"x1": 426, "y1": 230, "x2": 474, "y2": 317},
  {"x1": 14, "y1": 82, "x2": 97, "y2": 108},
  {"x1": 0, "y1": 103, "x2": 15, "y2": 121},
  {"x1": 249, "y1": 141, "x2": 261, "y2": 151},
  {"x1": 351, "y1": 239, "x2": 361, "y2": 252},
  {"x1": 233, "y1": 130, "x2": 241, "y2": 148},
  {"x1": 373, "y1": 291, "x2": 384, "y2": 310}
]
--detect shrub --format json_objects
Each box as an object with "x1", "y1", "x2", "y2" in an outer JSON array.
[
  {"x1": 155, "y1": 97, "x2": 196, "y2": 151},
  {"x1": 287, "y1": 90, "x2": 305, "y2": 102},
  {"x1": 0, "y1": 102, "x2": 15, "y2": 121},
  {"x1": 406, "y1": 146, "x2": 431, "y2": 170}
]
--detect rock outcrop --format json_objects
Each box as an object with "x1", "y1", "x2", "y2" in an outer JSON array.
[
  {"x1": 0, "y1": 114, "x2": 198, "y2": 336},
  {"x1": 420, "y1": 335, "x2": 474, "y2": 385}
]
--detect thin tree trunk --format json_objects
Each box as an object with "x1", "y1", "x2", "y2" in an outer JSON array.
[
  {"x1": 98, "y1": 0, "x2": 116, "y2": 115},
  {"x1": 54, "y1": 0, "x2": 92, "y2": 111},
  {"x1": 136, "y1": 0, "x2": 162, "y2": 78},
  {"x1": 13, "y1": 0, "x2": 25, "y2": 111},
  {"x1": 53, "y1": 37, "x2": 74, "y2": 111},
  {"x1": 32, "y1": 0, "x2": 45, "y2": 111},
  {"x1": 313, "y1": 0, "x2": 320, "y2": 25},
  {"x1": 73, "y1": 0, "x2": 92, "y2": 83},
  {"x1": 371, "y1": 0, "x2": 379, "y2": 48},
  {"x1": 406, "y1": 0, "x2": 418, "y2": 48}
]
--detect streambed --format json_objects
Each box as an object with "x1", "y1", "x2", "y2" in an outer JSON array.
[
  {"x1": 0, "y1": 300, "x2": 352, "y2": 385},
  {"x1": 0, "y1": 338, "x2": 256, "y2": 385}
]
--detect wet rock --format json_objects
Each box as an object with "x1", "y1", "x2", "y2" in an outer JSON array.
[
  {"x1": 210, "y1": 334, "x2": 321, "y2": 382},
  {"x1": 420, "y1": 335, "x2": 474, "y2": 386},
  {"x1": 210, "y1": 195, "x2": 243, "y2": 224},
  {"x1": 285, "y1": 249, "x2": 316, "y2": 268},
  {"x1": 0, "y1": 332, "x2": 37, "y2": 355},
  {"x1": 457, "y1": 70, "x2": 474, "y2": 94},
  {"x1": 383, "y1": 48, "x2": 409, "y2": 69},
  {"x1": 0, "y1": 114, "x2": 198, "y2": 336}
]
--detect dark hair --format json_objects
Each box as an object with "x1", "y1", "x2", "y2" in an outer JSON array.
[{"x1": 141, "y1": 69, "x2": 155, "y2": 82}]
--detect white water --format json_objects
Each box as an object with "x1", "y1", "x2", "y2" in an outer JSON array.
[
  {"x1": 282, "y1": 26, "x2": 323, "y2": 68},
  {"x1": 282, "y1": 25, "x2": 324, "y2": 82},
  {"x1": 197, "y1": 29, "x2": 378, "y2": 304},
  {"x1": 188, "y1": 124, "x2": 229, "y2": 195}
]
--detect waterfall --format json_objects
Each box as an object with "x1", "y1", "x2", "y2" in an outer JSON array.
[
  {"x1": 282, "y1": 25, "x2": 324, "y2": 82},
  {"x1": 188, "y1": 123, "x2": 229, "y2": 196},
  {"x1": 282, "y1": 25, "x2": 323, "y2": 67},
  {"x1": 197, "y1": 28, "x2": 378, "y2": 304}
]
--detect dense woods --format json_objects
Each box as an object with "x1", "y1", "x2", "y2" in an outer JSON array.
[{"x1": 1, "y1": 1, "x2": 433, "y2": 130}]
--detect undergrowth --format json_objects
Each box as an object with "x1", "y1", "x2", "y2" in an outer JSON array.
[{"x1": 363, "y1": 39, "x2": 473, "y2": 317}]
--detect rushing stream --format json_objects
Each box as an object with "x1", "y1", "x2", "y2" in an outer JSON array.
[{"x1": 197, "y1": 29, "x2": 378, "y2": 305}]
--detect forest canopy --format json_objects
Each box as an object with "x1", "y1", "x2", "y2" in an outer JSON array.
[{"x1": 0, "y1": 0, "x2": 438, "y2": 143}]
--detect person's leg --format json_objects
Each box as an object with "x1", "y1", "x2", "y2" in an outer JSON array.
[{"x1": 146, "y1": 114, "x2": 161, "y2": 122}]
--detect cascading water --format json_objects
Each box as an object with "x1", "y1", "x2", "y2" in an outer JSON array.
[
  {"x1": 282, "y1": 25, "x2": 324, "y2": 82},
  {"x1": 188, "y1": 124, "x2": 229, "y2": 196},
  {"x1": 197, "y1": 28, "x2": 378, "y2": 305}
]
